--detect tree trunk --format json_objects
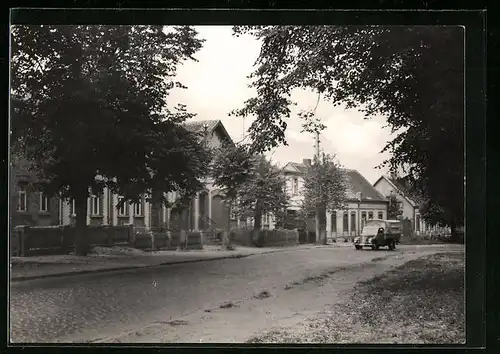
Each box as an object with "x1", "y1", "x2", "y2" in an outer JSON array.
[
  {"x1": 74, "y1": 194, "x2": 89, "y2": 256},
  {"x1": 449, "y1": 220, "x2": 462, "y2": 243},
  {"x1": 222, "y1": 198, "x2": 234, "y2": 250},
  {"x1": 253, "y1": 202, "x2": 262, "y2": 231},
  {"x1": 316, "y1": 207, "x2": 327, "y2": 245}
]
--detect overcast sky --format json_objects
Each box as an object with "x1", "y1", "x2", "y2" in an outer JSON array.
[{"x1": 168, "y1": 26, "x2": 394, "y2": 185}]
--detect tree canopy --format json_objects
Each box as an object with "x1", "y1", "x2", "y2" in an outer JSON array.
[
  {"x1": 10, "y1": 25, "x2": 208, "y2": 254},
  {"x1": 210, "y1": 144, "x2": 288, "y2": 230},
  {"x1": 231, "y1": 25, "x2": 464, "y2": 231}
]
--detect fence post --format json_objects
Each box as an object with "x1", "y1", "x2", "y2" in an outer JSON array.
[
  {"x1": 166, "y1": 230, "x2": 172, "y2": 249},
  {"x1": 127, "y1": 224, "x2": 135, "y2": 246},
  {"x1": 200, "y1": 230, "x2": 204, "y2": 249},
  {"x1": 19, "y1": 226, "x2": 29, "y2": 257},
  {"x1": 150, "y1": 231, "x2": 155, "y2": 251},
  {"x1": 178, "y1": 230, "x2": 186, "y2": 251}
]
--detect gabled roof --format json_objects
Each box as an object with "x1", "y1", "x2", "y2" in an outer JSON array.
[
  {"x1": 184, "y1": 119, "x2": 234, "y2": 146},
  {"x1": 283, "y1": 162, "x2": 308, "y2": 174},
  {"x1": 283, "y1": 160, "x2": 387, "y2": 203},
  {"x1": 344, "y1": 169, "x2": 387, "y2": 202},
  {"x1": 373, "y1": 175, "x2": 424, "y2": 207}
]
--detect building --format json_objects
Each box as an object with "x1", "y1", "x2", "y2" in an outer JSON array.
[
  {"x1": 10, "y1": 120, "x2": 239, "y2": 232},
  {"x1": 282, "y1": 159, "x2": 389, "y2": 240},
  {"x1": 373, "y1": 174, "x2": 429, "y2": 234},
  {"x1": 10, "y1": 156, "x2": 61, "y2": 227}
]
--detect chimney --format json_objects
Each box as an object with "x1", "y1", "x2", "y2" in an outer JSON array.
[
  {"x1": 303, "y1": 158, "x2": 312, "y2": 166},
  {"x1": 389, "y1": 170, "x2": 398, "y2": 180}
]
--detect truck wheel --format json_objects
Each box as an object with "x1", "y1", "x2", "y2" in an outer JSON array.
[
  {"x1": 355, "y1": 245, "x2": 362, "y2": 250},
  {"x1": 388, "y1": 241, "x2": 396, "y2": 251}
]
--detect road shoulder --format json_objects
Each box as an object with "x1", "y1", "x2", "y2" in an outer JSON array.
[{"x1": 93, "y1": 247, "x2": 461, "y2": 343}]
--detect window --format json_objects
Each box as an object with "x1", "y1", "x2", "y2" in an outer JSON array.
[
  {"x1": 17, "y1": 188, "x2": 27, "y2": 211},
  {"x1": 118, "y1": 196, "x2": 128, "y2": 216},
  {"x1": 416, "y1": 215, "x2": 420, "y2": 232},
  {"x1": 343, "y1": 213, "x2": 348, "y2": 232},
  {"x1": 331, "y1": 211, "x2": 337, "y2": 232},
  {"x1": 378, "y1": 211, "x2": 383, "y2": 220},
  {"x1": 351, "y1": 212, "x2": 357, "y2": 233},
  {"x1": 368, "y1": 211, "x2": 373, "y2": 220},
  {"x1": 361, "y1": 211, "x2": 367, "y2": 228},
  {"x1": 91, "y1": 195, "x2": 101, "y2": 215},
  {"x1": 71, "y1": 199, "x2": 76, "y2": 216},
  {"x1": 134, "y1": 198, "x2": 143, "y2": 216},
  {"x1": 292, "y1": 177, "x2": 298, "y2": 195},
  {"x1": 39, "y1": 192, "x2": 49, "y2": 212}
]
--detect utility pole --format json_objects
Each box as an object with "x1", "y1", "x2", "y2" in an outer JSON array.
[{"x1": 314, "y1": 128, "x2": 323, "y2": 244}]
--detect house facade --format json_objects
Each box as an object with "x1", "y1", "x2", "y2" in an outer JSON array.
[
  {"x1": 10, "y1": 157, "x2": 61, "y2": 228},
  {"x1": 373, "y1": 174, "x2": 430, "y2": 234},
  {"x1": 282, "y1": 159, "x2": 389, "y2": 240},
  {"x1": 10, "y1": 120, "x2": 240, "y2": 233}
]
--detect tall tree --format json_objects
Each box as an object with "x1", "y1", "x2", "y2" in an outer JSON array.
[
  {"x1": 234, "y1": 156, "x2": 289, "y2": 231},
  {"x1": 300, "y1": 153, "x2": 348, "y2": 245},
  {"x1": 211, "y1": 144, "x2": 289, "y2": 232},
  {"x1": 10, "y1": 25, "x2": 209, "y2": 255},
  {"x1": 231, "y1": 25, "x2": 464, "y2": 239}
]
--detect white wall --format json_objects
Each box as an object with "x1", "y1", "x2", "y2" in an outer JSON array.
[
  {"x1": 284, "y1": 173, "x2": 304, "y2": 210},
  {"x1": 374, "y1": 178, "x2": 415, "y2": 220}
]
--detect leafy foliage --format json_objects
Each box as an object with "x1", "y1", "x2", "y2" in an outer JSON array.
[
  {"x1": 386, "y1": 194, "x2": 403, "y2": 220},
  {"x1": 11, "y1": 25, "x2": 207, "y2": 254},
  {"x1": 211, "y1": 144, "x2": 288, "y2": 230},
  {"x1": 231, "y1": 25, "x2": 464, "y2": 229},
  {"x1": 11, "y1": 25, "x2": 208, "y2": 203},
  {"x1": 300, "y1": 153, "x2": 348, "y2": 218}
]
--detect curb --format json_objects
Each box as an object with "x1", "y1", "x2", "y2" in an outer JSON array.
[{"x1": 10, "y1": 249, "x2": 287, "y2": 283}]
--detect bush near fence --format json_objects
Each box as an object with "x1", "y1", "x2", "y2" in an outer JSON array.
[
  {"x1": 12, "y1": 224, "x2": 133, "y2": 257},
  {"x1": 231, "y1": 228, "x2": 299, "y2": 248},
  {"x1": 133, "y1": 230, "x2": 203, "y2": 251},
  {"x1": 12, "y1": 224, "x2": 207, "y2": 257}
]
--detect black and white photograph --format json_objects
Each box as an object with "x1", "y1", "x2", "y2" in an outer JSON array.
[{"x1": 9, "y1": 16, "x2": 470, "y2": 345}]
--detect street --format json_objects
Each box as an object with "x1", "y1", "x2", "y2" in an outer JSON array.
[{"x1": 10, "y1": 244, "x2": 461, "y2": 343}]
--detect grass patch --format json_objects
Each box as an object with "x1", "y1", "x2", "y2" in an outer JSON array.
[{"x1": 249, "y1": 251, "x2": 465, "y2": 344}]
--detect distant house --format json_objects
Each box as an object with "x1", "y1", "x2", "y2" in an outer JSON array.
[
  {"x1": 282, "y1": 159, "x2": 389, "y2": 240},
  {"x1": 373, "y1": 174, "x2": 429, "y2": 234},
  {"x1": 11, "y1": 120, "x2": 239, "y2": 233},
  {"x1": 9, "y1": 156, "x2": 61, "y2": 227}
]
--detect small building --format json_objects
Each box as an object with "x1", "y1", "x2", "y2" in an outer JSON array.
[
  {"x1": 373, "y1": 174, "x2": 429, "y2": 234},
  {"x1": 282, "y1": 159, "x2": 389, "y2": 240}
]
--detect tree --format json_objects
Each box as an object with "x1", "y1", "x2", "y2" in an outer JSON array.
[
  {"x1": 10, "y1": 25, "x2": 209, "y2": 255},
  {"x1": 233, "y1": 156, "x2": 289, "y2": 231},
  {"x1": 386, "y1": 194, "x2": 403, "y2": 220},
  {"x1": 231, "y1": 25, "x2": 464, "y2": 239},
  {"x1": 300, "y1": 153, "x2": 348, "y2": 245},
  {"x1": 211, "y1": 144, "x2": 289, "y2": 233}
]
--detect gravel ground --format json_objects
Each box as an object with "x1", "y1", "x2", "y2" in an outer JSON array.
[
  {"x1": 10, "y1": 245, "x2": 388, "y2": 343},
  {"x1": 249, "y1": 251, "x2": 465, "y2": 344},
  {"x1": 92, "y1": 245, "x2": 463, "y2": 344}
]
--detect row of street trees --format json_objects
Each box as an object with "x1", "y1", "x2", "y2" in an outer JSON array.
[
  {"x1": 11, "y1": 24, "x2": 338, "y2": 255},
  {"x1": 231, "y1": 25, "x2": 464, "y2": 240}
]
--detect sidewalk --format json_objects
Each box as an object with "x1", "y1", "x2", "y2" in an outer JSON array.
[{"x1": 10, "y1": 244, "x2": 336, "y2": 282}]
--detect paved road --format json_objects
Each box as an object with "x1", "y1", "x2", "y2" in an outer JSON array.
[{"x1": 9, "y1": 244, "x2": 460, "y2": 343}]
